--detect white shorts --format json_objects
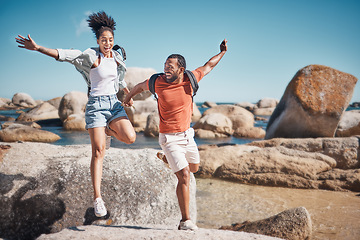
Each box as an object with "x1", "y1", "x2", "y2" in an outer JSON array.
[{"x1": 159, "y1": 128, "x2": 200, "y2": 173}]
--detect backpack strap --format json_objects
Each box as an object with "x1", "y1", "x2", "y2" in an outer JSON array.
[
  {"x1": 148, "y1": 71, "x2": 199, "y2": 101},
  {"x1": 184, "y1": 70, "x2": 199, "y2": 98},
  {"x1": 113, "y1": 44, "x2": 126, "y2": 61},
  {"x1": 148, "y1": 73, "x2": 164, "y2": 100}
]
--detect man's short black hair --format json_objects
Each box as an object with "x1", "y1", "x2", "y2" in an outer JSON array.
[{"x1": 167, "y1": 54, "x2": 186, "y2": 69}]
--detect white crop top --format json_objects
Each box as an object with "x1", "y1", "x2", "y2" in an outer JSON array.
[{"x1": 89, "y1": 53, "x2": 118, "y2": 96}]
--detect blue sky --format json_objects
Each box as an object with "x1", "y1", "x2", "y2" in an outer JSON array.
[{"x1": 1, "y1": 0, "x2": 359, "y2": 103}]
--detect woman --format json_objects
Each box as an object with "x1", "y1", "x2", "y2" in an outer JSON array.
[{"x1": 16, "y1": 11, "x2": 136, "y2": 217}]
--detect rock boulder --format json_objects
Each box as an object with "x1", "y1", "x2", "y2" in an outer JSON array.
[
  {"x1": 221, "y1": 207, "x2": 312, "y2": 240},
  {"x1": 266, "y1": 65, "x2": 358, "y2": 139},
  {"x1": 58, "y1": 91, "x2": 87, "y2": 122},
  {"x1": 12, "y1": 93, "x2": 37, "y2": 108},
  {"x1": 0, "y1": 143, "x2": 196, "y2": 239}
]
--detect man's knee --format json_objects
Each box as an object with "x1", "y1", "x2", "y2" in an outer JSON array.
[
  {"x1": 189, "y1": 163, "x2": 199, "y2": 173},
  {"x1": 176, "y1": 167, "x2": 190, "y2": 185}
]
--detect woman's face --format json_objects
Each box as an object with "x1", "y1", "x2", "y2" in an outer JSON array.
[{"x1": 97, "y1": 30, "x2": 114, "y2": 57}]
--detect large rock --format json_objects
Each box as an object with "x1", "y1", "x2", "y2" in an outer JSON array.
[
  {"x1": 193, "y1": 113, "x2": 233, "y2": 136},
  {"x1": 266, "y1": 65, "x2": 358, "y2": 139},
  {"x1": 221, "y1": 207, "x2": 312, "y2": 240},
  {"x1": 125, "y1": 98, "x2": 158, "y2": 132},
  {"x1": 58, "y1": 91, "x2": 87, "y2": 122},
  {"x1": 118, "y1": 67, "x2": 156, "y2": 101},
  {"x1": 0, "y1": 98, "x2": 11, "y2": 109},
  {"x1": 256, "y1": 98, "x2": 278, "y2": 108},
  {"x1": 336, "y1": 110, "x2": 360, "y2": 137},
  {"x1": 203, "y1": 105, "x2": 254, "y2": 129},
  {"x1": 0, "y1": 124, "x2": 60, "y2": 143},
  {"x1": 196, "y1": 105, "x2": 264, "y2": 139},
  {"x1": 144, "y1": 112, "x2": 160, "y2": 137},
  {"x1": 192, "y1": 102, "x2": 202, "y2": 122},
  {"x1": 37, "y1": 225, "x2": 281, "y2": 240},
  {"x1": 12, "y1": 93, "x2": 37, "y2": 108},
  {"x1": 16, "y1": 102, "x2": 59, "y2": 122},
  {"x1": 0, "y1": 143, "x2": 196, "y2": 239},
  {"x1": 197, "y1": 137, "x2": 360, "y2": 191},
  {"x1": 249, "y1": 137, "x2": 360, "y2": 169},
  {"x1": 63, "y1": 113, "x2": 86, "y2": 131}
]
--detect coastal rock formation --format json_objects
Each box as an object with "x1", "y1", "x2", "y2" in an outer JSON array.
[
  {"x1": 221, "y1": 207, "x2": 312, "y2": 240},
  {"x1": 37, "y1": 225, "x2": 281, "y2": 240},
  {"x1": 0, "y1": 143, "x2": 196, "y2": 239},
  {"x1": 201, "y1": 101, "x2": 217, "y2": 108},
  {"x1": 58, "y1": 91, "x2": 87, "y2": 122},
  {"x1": 256, "y1": 98, "x2": 278, "y2": 108},
  {"x1": 118, "y1": 67, "x2": 156, "y2": 101},
  {"x1": 17, "y1": 102, "x2": 59, "y2": 122},
  {"x1": 12, "y1": 92, "x2": 37, "y2": 108},
  {"x1": 0, "y1": 98, "x2": 11, "y2": 110},
  {"x1": 192, "y1": 102, "x2": 202, "y2": 122},
  {"x1": 193, "y1": 113, "x2": 234, "y2": 136},
  {"x1": 144, "y1": 112, "x2": 160, "y2": 137},
  {"x1": 197, "y1": 137, "x2": 360, "y2": 191},
  {"x1": 0, "y1": 123, "x2": 60, "y2": 143},
  {"x1": 0, "y1": 115, "x2": 15, "y2": 121},
  {"x1": 336, "y1": 110, "x2": 360, "y2": 137},
  {"x1": 235, "y1": 102, "x2": 257, "y2": 112},
  {"x1": 63, "y1": 113, "x2": 86, "y2": 131},
  {"x1": 194, "y1": 105, "x2": 265, "y2": 139},
  {"x1": 125, "y1": 98, "x2": 158, "y2": 132},
  {"x1": 265, "y1": 65, "x2": 358, "y2": 139}
]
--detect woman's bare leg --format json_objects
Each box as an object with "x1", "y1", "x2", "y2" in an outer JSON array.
[
  {"x1": 106, "y1": 117, "x2": 136, "y2": 144},
  {"x1": 88, "y1": 127, "x2": 106, "y2": 199}
]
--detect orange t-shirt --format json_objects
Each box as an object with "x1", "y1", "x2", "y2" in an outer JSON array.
[{"x1": 146, "y1": 68, "x2": 204, "y2": 133}]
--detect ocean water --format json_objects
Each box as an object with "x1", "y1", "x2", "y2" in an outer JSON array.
[
  {"x1": 1, "y1": 103, "x2": 358, "y2": 148},
  {"x1": 0, "y1": 103, "x2": 267, "y2": 148}
]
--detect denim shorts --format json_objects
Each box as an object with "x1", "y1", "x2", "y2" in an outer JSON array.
[{"x1": 85, "y1": 94, "x2": 128, "y2": 129}]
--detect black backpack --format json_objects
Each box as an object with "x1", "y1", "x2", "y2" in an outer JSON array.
[{"x1": 148, "y1": 70, "x2": 199, "y2": 101}]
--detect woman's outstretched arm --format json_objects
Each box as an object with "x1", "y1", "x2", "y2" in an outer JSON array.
[{"x1": 16, "y1": 34, "x2": 59, "y2": 60}]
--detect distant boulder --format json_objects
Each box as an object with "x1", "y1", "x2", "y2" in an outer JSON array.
[
  {"x1": 201, "y1": 101, "x2": 217, "y2": 108},
  {"x1": 195, "y1": 105, "x2": 264, "y2": 139},
  {"x1": 266, "y1": 65, "x2": 358, "y2": 139},
  {"x1": 63, "y1": 113, "x2": 86, "y2": 131},
  {"x1": 235, "y1": 102, "x2": 257, "y2": 112},
  {"x1": 17, "y1": 102, "x2": 59, "y2": 122},
  {"x1": 58, "y1": 91, "x2": 87, "y2": 122},
  {"x1": 193, "y1": 113, "x2": 233, "y2": 136},
  {"x1": 118, "y1": 67, "x2": 156, "y2": 101},
  {"x1": 125, "y1": 98, "x2": 158, "y2": 132},
  {"x1": 0, "y1": 124, "x2": 60, "y2": 143},
  {"x1": 144, "y1": 112, "x2": 160, "y2": 137},
  {"x1": 256, "y1": 98, "x2": 278, "y2": 108},
  {"x1": 12, "y1": 93, "x2": 37, "y2": 108},
  {"x1": 336, "y1": 110, "x2": 360, "y2": 137},
  {"x1": 221, "y1": 207, "x2": 312, "y2": 240}
]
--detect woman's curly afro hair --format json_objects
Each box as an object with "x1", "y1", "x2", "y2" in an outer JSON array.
[{"x1": 87, "y1": 11, "x2": 116, "y2": 39}]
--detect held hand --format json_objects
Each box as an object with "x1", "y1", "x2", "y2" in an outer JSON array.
[
  {"x1": 15, "y1": 34, "x2": 39, "y2": 51},
  {"x1": 122, "y1": 97, "x2": 134, "y2": 108},
  {"x1": 220, "y1": 39, "x2": 228, "y2": 52}
]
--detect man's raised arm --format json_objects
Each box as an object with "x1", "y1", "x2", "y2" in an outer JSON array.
[{"x1": 198, "y1": 39, "x2": 228, "y2": 76}]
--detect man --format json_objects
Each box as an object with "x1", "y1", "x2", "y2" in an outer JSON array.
[{"x1": 123, "y1": 39, "x2": 227, "y2": 230}]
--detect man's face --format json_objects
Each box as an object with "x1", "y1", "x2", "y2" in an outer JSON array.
[{"x1": 164, "y1": 58, "x2": 183, "y2": 83}]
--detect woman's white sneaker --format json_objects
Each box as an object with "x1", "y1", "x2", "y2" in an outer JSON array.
[
  {"x1": 94, "y1": 197, "x2": 107, "y2": 217},
  {"x1": 178, "y1": 220, "x2": 198, "y2": 231}
]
